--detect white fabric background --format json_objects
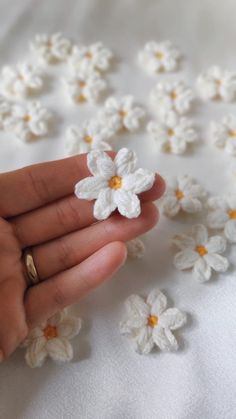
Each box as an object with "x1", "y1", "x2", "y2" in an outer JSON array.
[{"x1": 0, "y1": 1, "x2": 236, "y2": 418}]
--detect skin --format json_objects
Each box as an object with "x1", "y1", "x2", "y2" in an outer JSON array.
[{"x1": 0, "y1": 152, "x2": 165, "y2": 361}]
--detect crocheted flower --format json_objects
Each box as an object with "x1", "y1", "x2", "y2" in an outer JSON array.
[
  {"x1": 210, "y1": 114, "x2": 236, "y2": 156},
  {"x1": 119, "y1": 288, "x2": 186, "y2": 355},
  {"x1": 100, "y1": 96, "x2": 145, "y2": 133},
  {"x1": 138, "y1": 41, "x2": 180, "y2": 75},
  {"x1": 162, "y1": 175, "x2": 206, "y2": 217},
  {"x1": 0, "y1": 95, "x2": 11, "y2": 129},
  {"x1": 74, "y1": 148, "x2": 155, "y2": 220},
  {"x1": 173, "y1": 224, "x2": 229, "y2": 282},
  {"x1": 150, "y1": 81, "x2": 194, "y2": 118},
  {"x1": 63, "y1": 71, "x2": 107, "y2": 104},
  {"x1": 70, "y1": 42, "x2": 113, "y2": 73},
  {"x1": 147, "y1": 114, "x2": 197, "y2": 154},
  {"x1": 197, "y1": 66, "x2": 236, "y2": 102},
  {"x1": 30, "y1": 32, "x2": 72, "y2": 63},
  {"x1": 22, "y1": 310, "x2": 82, "y2": 368},
  {"x1": 1, "y1": 63, "x2": 43, "y2": 98},
  {"x1": 126, "y1": 238, "x2": 145, "y2": 259},
  {"x1": 66, "y1": 119, "x2": 114, "y2": 156},
  {"x1": 4, "y1": 101, "x2": 51, "y2": 142},
  {"x1": 207, "y1": 196, "x2": 236, "y2": 243}
]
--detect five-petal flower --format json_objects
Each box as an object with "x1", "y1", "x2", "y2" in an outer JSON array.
[
  {"x1": 126, "y1": 238, "x2": 145, "y2": 259},
  {"x1": 1, "y1": 63, "x2": 43, "y2": 98},
  {"x1": 173, "y1": 224, "x2": 229, "y2": 282},
  {"x1": 74, "y1": 148, "x2": 155, "y2": 220},
  {"x1": 197, "y1": 66, "x2": 236, "y2": 102},
  {"x1": 210, "y1": 114, "x2": 236, "y2": 155},
  {"x1": 30, "y1": 32, "x2": 72, "y2": 63},
  {"x1": 207, "y1": 196, "x2": 236, "y2": 243},
  {"x1": 70, "y1": 42, "x2": 113, "y2": 73},
  {"x1": 119, "y1": 288, "x2": 186, "y2": 355},
  {"x1": 138, "y1": 41, "x2": 181, "y2": 75},
  {"x1": 63, "y1": 71, "x2": 107, "y2": 104}
]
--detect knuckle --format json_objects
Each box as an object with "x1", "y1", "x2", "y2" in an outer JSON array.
[
  {"x1": 27, "y1": 169, "x2": 50, "y2": 206},
  {"x1": 57, "y1": 237, "x2": 77, "y2": 270},
  {"x1": 56, "y1": 198, "x2": 81, "y2": 231}
]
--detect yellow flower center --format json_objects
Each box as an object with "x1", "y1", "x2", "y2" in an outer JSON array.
[
  {"x1": 78, "y1": 94, "x2": 87, "y2": 103},
  {"x1": 147, "y1": 314, "x2": 158, "y2": 328},
  {"x1": 228, "y1": 130, "x2": 236, "y2": 138},
  {"x1": 164, "y1": 142, "x2": 172, "y2": 153},
  {"x1": 119, "y1": 110, "x2": 128, "y2": 118},
  {"x1": 175, "y1": 189, "x2": 184, "y2": 200},
  {"x1": 108, "y1": 175, "x2": 122, "y2": 190},
  {"x1": 84, "y1": 135, "x2": 93, "y2": 144},
  {"x1": 23, "y1": 115, "x2": 32, "y2": 122},
  {"x1": 155, "y1": 52, "x2": 164, "y2": 60},
  {"x1": 85, "y1": 52, "x2": 93, "y2": 59},
  {"x1": 228, "y1": 209, "x2": 236, "y2": 219},
  {"x1": 196, "y1": 245, "x2": 208, "y2": 257},
  {"x1": 215, "y1": 79, "x2": 222, "y2": 86},
  {"x1": 170, "y1": 90, "x2": 177, "y2": 100},
  {"x1": 79, "y1": 80, "x2": 86, "y2": 88},
  {"x1": 167, "y1": 128, "x2": 175, "y2": 137},
  {"x1": 43, "y1": 325, "x2": 58, "y2": 339}
]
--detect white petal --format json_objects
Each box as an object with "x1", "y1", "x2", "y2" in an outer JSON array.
[
  {"x1": 172, "y1": 234, "x2": 195, "y2": 250},
  {"x1": 159, "y1": 308, "x2": 187, "y2": 330},
  {"x1": 125, "y1": 294, "x2": 149, "y2": 320},
  {"x1": 147, "y1": 288, "x2": 167, "y2": 315},
  {"x1": 224, "y1": 219, "x2": 236, "y2": 243},
  {"x1": 114, "y1": 148, "x2": 137, "y2": 176},
  {"x1": 204, "y1": 253, "x2": 229, "y2": 272},
  {"x1": 174, "y1": 249, "x2": 199, "y2": 270},
  {"x1": 181, "y1": 197, "x2": 202, "y2": 213},
  {"x1": 93, "y1": 188, "x2": 116, "y2": 220},
  {"x1": 133, "y1": 327, "x2": 154, "y2": 355},
  {"x1": 87, "y1": 150, "x2": 115, "y2": 178},
  {"x1": 206, "y1": 236, "x2": 226, "y2": 253},
  {"x1": 115, "y1": 190, "x2": 141, "y2": 218},
  {"x1": 122, "y1": 169, "x2": 155, "y2": 194},
  {"x1": 152, "y1": 327, "x2": 178, "y2": 351},
  {"x1": 75, "y1": 176, "x2": 107, "y2": 200},
  {"x1": 192, "y1": 224, "x2": 208, "y2": 245},
  {"x1": 57, "y1": 316, "x2": 82, "y2": 339},
  {"x1": 207, "y1": 210, "x2": 229, "y2": 229},
  {"x1": 47, "y1": 338, "x2": 73, "y2": 362},
  {"x1": 126, "y1": 238, "x2": 145, "y2": 259},
  {"x1": 25, "y1": 337, "x2": 47, "y2": 368},
  {"x1": 193, "y1": 258, "x2": 211, "y2": 282},
  {"x1": 162, "y1": 197, "x2": 180, "y2": 217}
]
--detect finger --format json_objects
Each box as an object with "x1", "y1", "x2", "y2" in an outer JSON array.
[
  {"x1": 31, "y1": 202, "x2": 159, "y2": 279},
  {"x1": 25, "y1": 241, "x2": 127, "y2": 328},
  {"x1": 12, "y1": 174, "x2": 165, "y2": 247}
]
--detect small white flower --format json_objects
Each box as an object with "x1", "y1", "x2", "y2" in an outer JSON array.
[
  {"x1": 30, "y1": 32, "x2": 72, "y2": 63},
  {"x1": 63, "y1": 71, "x2": 107, "y2": 104},
  {"x1": 120, "y1": 288, "x2": 186, "y2": 355},
  {"x1": 210, "y1": 114, "x2": 236, "y2": 156},
  {"x1": 100, "y1": 96, "x2": 145, "y2": 133},
  {"x1": 22, "y1": 310, "x2": 82, "y2": 368},
  {"x1": 75, "y1": 148, "x2": 155, "y2": 220},
  {"x1": 162, "y1": 175, "x2": 206, "y2": 217},
  {"x1": 138, "y1": 41, "x2": 181, "y2": 75},
  {"x1": 66, "y1": 119, "x2": 114, "y2": 155},
  {"x1": 197, "y1": 66, "x2": 236, "y2": 102},
  {"x1": 0, "y1": 95, "x2": 12, "y2": 129},
  {"x1": 70, "y1": 42, "x2": 113, "y2": 73},
  {"x1": 150, "y1": 81, "x2": 194, "y2": 118},
  {"x1": 5, "y1": 101, "x2": 51, "y2": 142},
  {"x1": 126, "y1": 238, "x2": 145, "y2": 259},
  {"x1": 147, "y1": 114, "x2": 197, "y2": 154},
  {"x1": 1, "y1": 63, "x2": 43, "y2": 98},
  {"x1": 207, "y1": 196, "x2": 236, "y2": 243},
  {"x1": 173, "y1": 224, "x2": 229, "y2": 282}
]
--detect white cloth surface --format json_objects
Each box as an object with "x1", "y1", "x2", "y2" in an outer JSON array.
[{"x1": 0, "y1": 1, "x2": 236, "y2": 418}]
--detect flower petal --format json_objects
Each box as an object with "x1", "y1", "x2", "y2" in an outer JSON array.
[
  {"x1": 93, "y1": 188, "x2": 116, "y2": 220},
  {"x1": 125, "y1": 294, "x2": 149, "y2": 321},
  {"x1": 25, "y1": 337, "x2": 47, "y2": 368},
  {"x1": 204, "y1": 253, "x2": 229, "y2": 272},
  {"x1": 122, "y1": 169, "x2": 155, "y2": 194},
  {"x1": 75, "y1": 176, "x2": 107, "y2": 200},
  {"x1": 87, "y1": 150, "x2": 115, "y2": 178},
  {"x1": 206, "y1": 235, "x2": 226, "y2": 254},
  {"x1": 181, "y1": 197, "x2": 202, "y2": 213},
  {"x1": 207, "y1": 209, "x2": 229, "y2": 229},
  {"x1": 192, "y1": 224, "x2": 208, "y2": 245},
  {"x1": 146, "y1": 288, "x2": 167, "y2": 315},
  {"x1": 114, "y1": 148, "x2": 137, "y2": 176},
  {"x1": 174, "y1": 249, "x2": 199, "y2": 270},
  {"x1": 57, "y1": 316, "x2": 82, "y2": 339},
  {"x1": 159, "y1": 308, "x2": 187, "y2": 330},
  {"x1": 193, "y1": 257, "x2": 211, "y2": 282},
  {"x1": 172, "y1": 234, "x2": 195, "y2": 250},
  {"x1": 152, "y1": 327, "x2": 178, "y2": 351},
  {"x1": 162, "y1": 197, "x2": 180, "y2": 217},
  {"x1": 114, "y1": 190, "x2": 141, "y2": 218},
  {"x1": 224, "y1": 219, "x2": 236, "y2": 243},
  {"x1": 133, "y1": 327, "x2": 154, "y2": 355},
  {"x1": 46, "y1": 337, "x2": 73, "y2": 362}
]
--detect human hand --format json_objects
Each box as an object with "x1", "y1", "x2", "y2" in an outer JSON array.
[{"x1": 0, "y1": 152, "x2": 165, "y2": 361}]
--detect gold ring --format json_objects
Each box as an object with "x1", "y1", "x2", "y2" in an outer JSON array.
[{"x1": 23, "y1": 248, "x2": 40, "y2": 286}]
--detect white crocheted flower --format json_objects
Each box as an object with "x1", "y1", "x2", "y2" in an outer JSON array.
[
  {"x1": 1, "y1": 63, "x2": 43, "y2": 98},
  {"x1": 4, "y1": 101, "x2": 51, "y2": 142},
  {"x1": 100, "y1": 96, "x2": 145, "y2": 133},
  {"x1": 147, "y1": 114, "x2": 197, "y2": 154},
  {"x1": 119, "y1": 288, "x2": 186, "y2": 355},
  {"x1": 210, "y1": 114, "x2": 236, "y2": 156},
  {"x1": 74, "y1": 148, "x2": 155, "y2": 220},
  {"x1": 22, "y1": 310, "x2": 82, "y2": 368},
  {"x1": 207, "y1": 196, "x2": 236, "y2": 243},
  {"x1": 63, "y1": 71, "x2": 107, "y2": 104},
  {"x1": 0, "y1": 95, "x2": 12, "y2": 129},
  {"x1": 138, "y1": 41, "x2": 181, "y2": 75},
  {"x1": 162, "y1": 175, "x2": 206, "y2": 217},
  {"x1": 126, "y1": 238, "x2": 145, "y2": 259},
  {"x1": 30, "y1": 32, "x2": 72, "y2": 63},
  {"x1": 66, "y1": 119, "x2": 114, "y2": 156},
  {"x1": 70, "y1": 42, "x2": 113, "y2": 73},
  {"x1": 173, "y1": 224, "x2": 229, "y2": 282},
  {"x1": 197, "y1": 66, "x2": 236, "y2": 102},
  {"x1": 150, "y1": 81, "x2": 194, "y2": 118}
]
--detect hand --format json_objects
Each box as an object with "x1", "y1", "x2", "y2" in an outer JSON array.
[{"x1": 0, "y1": 152, "x2": 165, "y2": 361}]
